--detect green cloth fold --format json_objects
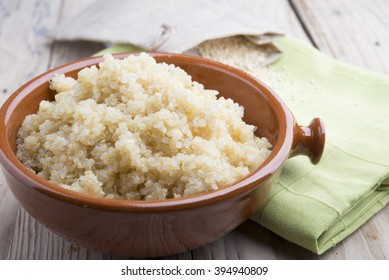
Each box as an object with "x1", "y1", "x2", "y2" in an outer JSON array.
[
  {"x1": 250, "y1": 37, "x2": 389, "y2": 254},
  {"x1": 95, "y1": 36, "x2": 389, "y2": 255}
]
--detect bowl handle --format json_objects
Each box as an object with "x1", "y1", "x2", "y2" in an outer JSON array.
[{"x1": 290, "y1": 118, "x2": 325, "y2": 164}]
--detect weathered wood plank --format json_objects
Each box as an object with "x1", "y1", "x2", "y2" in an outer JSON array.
[
  {"x1": 8, "y1": 207, "x2": 107, "y2": 259},
  {"x1": 291, "y1": 0, "x2": 389, "y2": 260},
  {"x1": 0, "y1": 174, "x2": 18, "y2": 259},
  {"x1": 2, "y1": 0, "x2": 319, "y2": 260},
  {"x1": 0, "y1": 0, "x2": 63, "y2": 260},
  {"x1": 291, "y1": 0, "x2": 389, "y2": 74},
  {"x1": 5, "y1": 0, "x2": 389, "y2": 260},
  {"x1": 5, "y1": 0, "x2": 108, "y2": 260}
]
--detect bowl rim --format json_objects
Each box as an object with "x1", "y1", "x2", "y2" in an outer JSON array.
[{"x1": 0, "y1": 52, "x2": 294, "y2": 212}]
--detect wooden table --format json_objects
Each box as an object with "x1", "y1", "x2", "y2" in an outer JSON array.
[{"x1": 1, "y1": 0, "x2": 388, "y2": 260}]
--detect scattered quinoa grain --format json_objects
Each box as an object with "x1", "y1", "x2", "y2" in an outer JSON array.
[
  {"x1": 198, "y1": 36, "x2": 321, "y2": 101},
  {"x1": 198, "y1": 36, "x2": 285, "y2": 91}
]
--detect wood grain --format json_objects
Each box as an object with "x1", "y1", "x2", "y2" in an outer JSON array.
[
  {"x1": 3, "y1": 0, "x2": 312, "y2": 260},
  {"x1": 291, "y1": 0, "x2": 389, "y2": 74},
  {"x1": 0, "y1": 0, "x2": 62, "y2": 260},
  {"x1": 1, "y1": 0, "x2": 389, "y2": 260},
  {"x1": 4, "y1": 0, "x2": 107, "y2": 260},
  {"x1": 291, "y1": 0, "x2": 389, "y2": 260}
]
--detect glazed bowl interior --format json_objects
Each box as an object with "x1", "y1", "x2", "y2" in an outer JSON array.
[{"x1": 1, "y1": 53, "x2": 292, "y2": 209}]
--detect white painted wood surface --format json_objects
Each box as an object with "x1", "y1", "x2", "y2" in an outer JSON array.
[{"x1": 0, "y1": 0, "x2": 388, "y2": 260}]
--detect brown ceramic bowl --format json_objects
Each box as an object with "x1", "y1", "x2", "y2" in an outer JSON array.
[{"x1": 0, "y1": 53, "x2": 325, "y2": 257}]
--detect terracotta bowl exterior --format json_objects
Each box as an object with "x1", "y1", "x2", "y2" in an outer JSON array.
[{"x1": 0, "y1": 53, "x2": 325, "y2": 257}]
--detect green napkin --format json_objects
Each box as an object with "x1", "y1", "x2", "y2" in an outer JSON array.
[
  {"x1": 95, "y1": 36, "x2": 389, "y2": 254},
  {"x1": 252, "y1": 36, "x2": 389, "y2": 254}
]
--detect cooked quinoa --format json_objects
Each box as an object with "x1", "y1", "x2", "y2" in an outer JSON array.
[{"x1": 16, "y1": 53, "x2": 272, "y2": 200}]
